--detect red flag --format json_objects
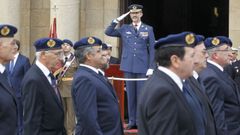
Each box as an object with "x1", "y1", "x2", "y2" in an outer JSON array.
[
  {"x1": 49, "y1": 17, "x2": 57, "y2": 38},
  {"x1": 49, "y1": 24, "x2": 52, "y2": 37}
]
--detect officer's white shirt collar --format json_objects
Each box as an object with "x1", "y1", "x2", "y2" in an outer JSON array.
[
  {"x1": 192, "y1": 70, "x2": 199, "y2": 80},
  {"x1": 63, "y1": 53, "x2": 71, "y2": 60},
  {"x1": 207, "y1": 59, "x2": 224, "y2": 71},
  {"x1": 0, "y1": 64, "x2": 6, "y2": 74},
  {"x1": 36, "y1": 60, "x2": 51, "y2": 84},
  {"x1": 12, "y1": 52, "x2": 19, "y2": 65},
  {"x1": 132, "y1": 21, "x2": 142, "y2": 30},
  {"x1": 158, "y1": 66, "x2": 183, "y2": 91},
  {"x1": 80, "y1": 64, "x2": 99, "y2": 74}
]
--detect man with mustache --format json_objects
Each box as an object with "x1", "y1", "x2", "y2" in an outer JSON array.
[{"x1": 105, "y1": 4, "x2": 155, "y2": 129}]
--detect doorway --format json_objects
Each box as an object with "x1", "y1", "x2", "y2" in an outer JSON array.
[{"x1": 121, "y1": 0, "x2": 229, "y2": 39}]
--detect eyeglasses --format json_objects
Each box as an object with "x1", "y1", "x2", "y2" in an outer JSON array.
[
  {"x1": 215, "y1": 48, "x2": 232, "y2": 52},
  {"x1": 52, "y1": 51, "x2": 63, "y2": 57}
]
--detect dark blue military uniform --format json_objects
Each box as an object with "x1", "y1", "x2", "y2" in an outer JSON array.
[{"x1": 105, "y1": 5, "x2": 155, "y2": 126}]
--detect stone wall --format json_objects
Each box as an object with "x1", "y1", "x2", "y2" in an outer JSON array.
[
  {"x1": 1, "y1": 0, "x2": 240, "y2": 60},
  {"x1": 229, "y1": 0, "x2": 240, "y2": 49}
]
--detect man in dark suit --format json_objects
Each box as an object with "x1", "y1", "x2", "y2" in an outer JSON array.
[
  {"x1": 186, "y1": 35, "x2": 217, "y2": 135},
  {"x1": 72, "y1": 36, "x2": 123, "y2": 135},
  {"x1": 5, "y1": 39, "x2": 31, "y2": 135},
  {"x1": 138, "y1": 32, "x2": 198, "y2": 135},
  {"x1": 21, "y1": 38, "x2": 66, "y2": 135},
  {"x1": 0, "y1": 24, "x2": 18, "y2": 135},
  {"x1": 105, "y1": 4, "x2": 155, "y2": 129},
  {"x1": 199, "y1": 36, "x2": 240, "y2": 135}
]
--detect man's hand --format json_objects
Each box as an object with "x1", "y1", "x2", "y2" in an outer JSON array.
[{"x1": 113, "y1": 12, "x2": 130, "y2": 23}]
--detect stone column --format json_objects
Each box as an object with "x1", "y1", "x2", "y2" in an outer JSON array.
[
  {"x1": 0, "y1": 0, "x2": 21, "y2": 38},
  {"x1": 50, "y1": 0, "x2": 80, "y2": 42},
  {"x1": 229, "y1": 0, "x2": 240, "y2": 48}
]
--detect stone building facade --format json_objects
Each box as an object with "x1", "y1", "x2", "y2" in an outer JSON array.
[{"x1": 0, "y1": 0, "x2": 240, "y2": 61}]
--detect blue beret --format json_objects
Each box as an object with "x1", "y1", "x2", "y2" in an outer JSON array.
[
  {"x1": 154, "y1": 32, "x2": 197, "y2": 49},
  {"x1": 34, "y1": 37, "x2": 63, "y2": 52},
  {"x1": 0, "y1": 24, "x2": 17, "y2": 37},
  {"x1": 128, "y1": 4, "x2": 143, "y2": 12},
  {"x1": 195, "y1": 35, "x2": 205, "y2": 45},
  {"x1": 204, "y1": 36, "x2": 232, "y2": 50},
  {"x1": 62, "y1": 39, "x2": 73, "y2": 47},
  {"x1": 102, "y1": 43, "x2": 109, "y2": 50},
  {"x1": 74, "y1": 36, "x2": 102, "y2": 50}
]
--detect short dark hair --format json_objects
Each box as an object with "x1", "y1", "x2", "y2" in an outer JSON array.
[
  {"x1": 155, "y1": 46, "x2": 185, "y2": 67},
  {"x1": 13, "y1": 39, "x2": 20, "y2": 51}
]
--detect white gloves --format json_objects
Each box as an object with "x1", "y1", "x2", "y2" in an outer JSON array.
[
  {"x1": 146, "y1": 69, "x2": 154, "y2": 76},
  {"x1": 113, "y1": 12, "x2": 130, "y2": 23}
]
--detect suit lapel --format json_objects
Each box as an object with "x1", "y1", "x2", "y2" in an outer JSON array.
[
  {"x1": 11, "y1": 54, "x2": 21, "y2": 74},
  {"x1": 94, "y1": 71, "x2": 119, "y2": 102},
  {"x1": 157, "y1": 70, "x2": 196, "y2": 123},
  {"x1": 129, "y1": 24, "x2": 138, "y2": 36},
  {"x1": 0, "y1": 73, "x2": 17, "y2": 105},
  {"x1": 208, "y1": 63, "x2": 240, "y2": 101},
  {"x1": 34, "y1": 65, "x2": 64, "y2": 111},
  {"x1": 82, "y1": 66, "x2": 118, "y2": 102},
  {"x1": 188, "y1": 77, "x2": 210, "y2": 125}
]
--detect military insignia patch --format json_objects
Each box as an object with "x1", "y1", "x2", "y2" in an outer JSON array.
[
  {"x1": 185, "y1": 33, "x2": 195, "y2": 45},
  {"x1": 1, "y1": 26, "x2": 10, "y2": 36},
  {"x1": 88, "y1": 37, "x2": 95, "y2": 44},
  {"x1": 47, "y1": 39, "x2": 56, "y2": 47},
  {"x1": 140, "y1": 32, "x2": 149, "y2": 37},
  {"x1": 212, "y1": 37, "x2": 220, "y2": 46}
]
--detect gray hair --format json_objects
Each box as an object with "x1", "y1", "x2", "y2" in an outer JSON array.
[
  {"x1": 207, "y1": 47, "x2": 219, "y2": 60},
  {"x1": 35, "y1": 52, "x2": 42, "y2": 60},
  {"x1": 74, "y1": 46, "x2": 94, "y2": 64},
  {"x1": 35, "y1": 50, "x2": 51, "y2": 60}
]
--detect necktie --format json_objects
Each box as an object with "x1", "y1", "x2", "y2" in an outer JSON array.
[
  {"x1": 98, "y1": 71, "x2": 107, "y2": 80},
  {"x1": 49, "y1": 73, "x2": 61, "y2": 101},
  {"x1": 64, "y1": 57, "x2": 68, "y2": 65},
  {"x1": 9, "y1": 60, "x2": 14, "y2": 73},
  {"x1": 134, "y1": 24, "x2": 138, "y2": 33},
  {"x1": 182, "y1": 81, "x2": 206, "y2": 135},
  {"x1": 98, "y1": 71, "x2": 112, "y2": 84}
]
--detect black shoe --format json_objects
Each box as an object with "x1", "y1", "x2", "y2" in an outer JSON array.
[{"x1": 125, "y1": 124, "x2": 138, "y2": 130}]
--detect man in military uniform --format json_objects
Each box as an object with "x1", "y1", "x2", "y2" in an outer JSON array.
[
  {"x1": 58, "y1": 39, "x2": 77, "y2": 135},
  {"x1": 224, "y1": 47, "x2": 240, "y2": 89},
  {"x1": 105, "y1": 4, "x2": 155, "y2": 129}
]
